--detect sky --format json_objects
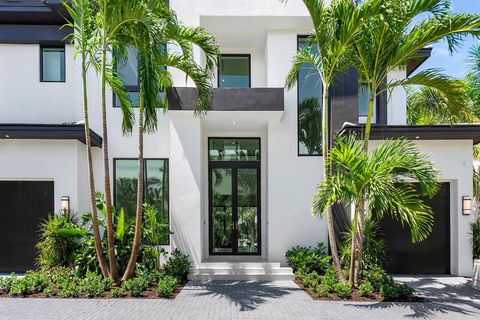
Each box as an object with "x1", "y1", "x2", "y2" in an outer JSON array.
[{"x1": 415, "y1": 0, "x2": 480, "y2": 79}]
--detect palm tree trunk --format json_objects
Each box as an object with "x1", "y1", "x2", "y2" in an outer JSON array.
[
  {"x1": 122, "y1": 104, "x2": 145, "y2": 281},
  {"x1": 352, "y1": 200, "x2": 365, "y2": 287},
  {"x1": 101, "y1": 44, "x2": 119, "y2": 282},
  {"x1": 322, "y1": 87, "x2": 345, "y2": 283},
  {"x1": 364, "y1": 95, "x2": 376, "y2": 145},
  {"x1": 82, "y1": 56, "x2": 109, "y2": 279},
  {"x1": 348, "y1": 207, "x2": 358, "y2": 283}
]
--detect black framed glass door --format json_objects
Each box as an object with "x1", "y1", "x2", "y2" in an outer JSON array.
[{"x1": 208, "y1": 138, "x2": 261, "y2": 255}]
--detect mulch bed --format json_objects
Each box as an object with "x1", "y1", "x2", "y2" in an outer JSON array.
[
  {"x1": 0, "y1": 282, "x2": 186, "y2": 299},
  {"x1": 294, "y1": 278, "x2": 426, "y2": 303}
]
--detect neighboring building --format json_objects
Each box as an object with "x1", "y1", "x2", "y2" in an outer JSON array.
[{"x1": 0, "y1": 0, "x2": 477, "y2": 278}]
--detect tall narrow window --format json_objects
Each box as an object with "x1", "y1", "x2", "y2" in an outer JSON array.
[
  {"x1": 297, "y1": 37, "x2": 322, "y2": 156},
  {"x1": 41, "y1": 47, "x2": 65, "y2": 82},
  {"x1": 114, "y1": 159, "x2": 169, "y2": 244},
  {"x1": 218, "y1": 55, "x2": 250, "y2": 88}
]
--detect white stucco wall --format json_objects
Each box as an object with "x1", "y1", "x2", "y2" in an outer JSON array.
[{"x1": 387, "y1": 68, "x2": 407, "y2": 125}]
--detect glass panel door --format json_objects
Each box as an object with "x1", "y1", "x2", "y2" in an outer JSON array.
[
  {"x1": 237, "y1": 168, "x2": 259, "y2": 253},
  {"x1": 211, "y1": 168, "x2": 233, "y2": 253}
]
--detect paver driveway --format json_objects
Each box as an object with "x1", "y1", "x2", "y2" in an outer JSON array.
[{"x1": 0, "y1": 277, "x2": 478, "y2": 320}]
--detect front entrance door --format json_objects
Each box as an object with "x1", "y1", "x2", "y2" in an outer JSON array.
[{"x1": 208, "y1": 138, "x2": 261, "y2": 255}]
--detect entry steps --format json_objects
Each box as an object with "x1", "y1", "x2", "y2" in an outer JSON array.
[{"x1": 188, "y1": 262, "x2": 295, "y2": 281}]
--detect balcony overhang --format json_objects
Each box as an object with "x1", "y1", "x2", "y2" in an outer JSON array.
[
  {"x1": 0, "y1": 123, "x2": 102, "y2": 147},
  {"x1": 167, "y1": 87, "x2": 284, "y2": 112}
]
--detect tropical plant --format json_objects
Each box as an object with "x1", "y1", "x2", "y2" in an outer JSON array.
[
  {"x1": 284, "y1": 0, "x2": 383, "y2": 282},
  {"x1": 110, "y1": 0, "x2": 218, "y2": 280},
  {"x1": 62, "y1": 0, "x2": 110, "y2": 278},
  {"x1": 472, "y1": 216, "x2": 480, "y2": 259},
  {"x1": 313, "y1": 135, "x2": 439, "y2": 285},
  {"x1": 298, "y1": 97, "x2": 322, "y2": 155},
  {"x1": 285, "y1": 243, "x2": 331, "y2": 274},
  {"x1": 466, "y1": 45, "x2": 480, "y2": 112},
  {"x1": 163, "y1": 248, "x2": 191, "y2": 282},
  {"x1": 348, "y1": 0, "x2": 480, "y2": 287},
  {"x1": 36, "y1": 211, "x2": 85, "y2": 269},
  {"x1": 339, "y1": 217, "x2": 385, "y2": 273},
  {"x1": 156, "y1": 275, "x2": 178, "y2": 298}
]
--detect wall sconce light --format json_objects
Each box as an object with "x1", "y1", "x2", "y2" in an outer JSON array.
[
  {"x1": 462, "y1": 196, "x2": 472, "y2": 215},
  {"x1": 61, "y1": 196, "x2": 70, "y2": 213}
]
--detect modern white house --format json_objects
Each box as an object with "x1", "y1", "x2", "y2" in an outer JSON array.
[{"x1": 0, "y1": 0, "x2": 478, "y2": 280}]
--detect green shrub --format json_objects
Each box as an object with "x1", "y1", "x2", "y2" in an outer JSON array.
[
  {"x1": 0, "y1": 273, "x2": 17, "y2": 294},
  {"x1": 156, "y1": 275, "x2": 178, "y2": 298},
  {"x1": 313, "y1": 284, "x2": 330, "y2": 297},
  {"x1": 363, "y1": 265, "x2": 390, "y2": 291},
  {"x1": 163, "y1": 249, "x2": 191, "y2": 282},
  {"x1": 121, "y1": 277, "x2": 148, "y2": 297},
  {"x1": 359, "y1": 281, "x2": 374, "y2": 297},
  {"x1": 333, "y1": 282, "x2": 352, "y2": 299},
  {"x1": 58, "y1": 283, "x2": 80, "y2": 298},
  {"x1": 472, "y1": 217, "x2": 480, "y2": 259},
  {"x1": 286, "y1": 243, "x2": 331, "y2": 274},
  {"x1": 43, "y1": 284, "x2": 55, "y2": 297},
  {"x1": 320, "y1": 268, "x2": 339, "y2": 293},
  {"x1": 79, "y1": 272, "x2": 106, "y2": 297},
  {"x1": 36, "y1": 211, "x2": 84, "y2": 269},
  {"x1": 379, "y1": 282, "x2": 398, "y2": 300},
  {"x1": 110, "y1": 287, "x2": 125, "y2": 298},
  {"x1": 135, "y1": 267, "x2": 162, "y2": 287},
  {"x1": 9, "y1": 271, "x2": 48, "y2": 296}
]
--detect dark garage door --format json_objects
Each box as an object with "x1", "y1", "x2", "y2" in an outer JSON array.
[
  {"x1": 0, "y1": 181, "x2": 54, "y2": 272},
  {"x1": 380, "y1": 183, "x2": 450, "y2": 274}
]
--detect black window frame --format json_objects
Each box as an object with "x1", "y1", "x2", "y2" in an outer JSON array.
[
  {"x1": 217, "y1": 54, "x2": 252, "y2": 89},
  {"x1": 296, "y1": 35, "x2": 323, "y2": 157},
  {"x1": 113, "y1": 158, "x2": 170, "y2": 245},
  {"x1": 40, "y1": 45, "x2": 66, "y2": 83}
]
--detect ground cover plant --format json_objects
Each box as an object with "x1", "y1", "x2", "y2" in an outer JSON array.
[{"x1": 287, "y1": 242, "x2": 420, "y2": 302}]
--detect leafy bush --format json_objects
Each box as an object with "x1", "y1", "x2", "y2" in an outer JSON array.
[
  {"x1": 135, "y1": 267, "x2": 162, "y2": 287},
  {"x1": 333, "y1": 282, "x2": 352, "y2": 299},
  {"x1": 472, "y1": 217, "x2": 480, "y2": 259},
  {"x1": 156, "y1": 275, "x2": 178, "y2": 298},
  {"x1": 163, "y1": 249, "x2": 191, "y2": 282},
  {"x1": 340, "y1": 218, "x2": 385, "y2": 272},
  {"x1": 9, "y1": 271, "x2": 48, "y2": 296},
  {"x1": 58, "y1": 283, "x2": 80, "y2": 298},
  {"x1": 110, "y1": 287, "x2": 125, "y2": 298},
  {"x1": 36, "y1": 211, "x2": 85, "y2": 269},
  {"x1": 286, "y1": 243, "x2": 331, "y2": 274},
  {"x1": 121, "y1": 277, "x2": 148, "y2": 297},
  {"x1": 320, "y1": 267, "x2": 339, "y2": 293},
  {"x1": 362, "y1": 265, "x2": 389, "y2": 291},
  {"x1": 79, "y1": 272, "x2": 107, "y2": 297},
  {"x1": 0, "y1": 273, "x2": 17, "y2": 294},
  {"x1": 359, "y1": 281, "x2": 374, "y2": 297},
  {"x1": 43, "y1": 284, "x2": 55, "y2": 297},
  {"x1": 297, "y1": 270, "x2": 321, "y2": 289}
]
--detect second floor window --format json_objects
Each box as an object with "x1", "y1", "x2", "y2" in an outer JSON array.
[
  {"x1": 115, "y1": 46, "x2": 140, "y2": 107},
  {"x1": 297, "y1": 37, "x2": 322, "y2": 156},
  {"x1": 40, "y1": 46, "x2": 65, "y2": 82},
  {"x1": 218, "y1": 54, "x2": 250, "y2": 88}
]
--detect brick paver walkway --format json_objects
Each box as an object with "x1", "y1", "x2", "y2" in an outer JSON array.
[{"x1": 0, "y1": 277, "x2": 478, "y2": 319}]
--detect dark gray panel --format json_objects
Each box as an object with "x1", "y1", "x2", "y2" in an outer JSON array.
[
  {"x1": 329, "y1": 67, "x2": 359, "y2": 141},
  {"x1": 0, "y1": 123, "x2": 102, "y2": 147},
  {"x1": 0, "y1": 24, "x2": 71, "y2": 44},
  {"x1": 0, "y1": 181, "x2": 54, "y2": 272},
  {"x1": 167, "y1": 87, "x2": 284, "y2": 112},
  {"x1": 380, "y1": 183, "x2": 450, "y2": 274}
]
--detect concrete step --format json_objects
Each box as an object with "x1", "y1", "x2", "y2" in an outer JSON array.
[{"x1": 188, "y1": 262, "x2": 294, "y2": 281}]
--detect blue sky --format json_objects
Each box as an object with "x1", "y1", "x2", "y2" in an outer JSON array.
[{"x1": 415, "y1": 0, "x2": 480, "y2": 78}]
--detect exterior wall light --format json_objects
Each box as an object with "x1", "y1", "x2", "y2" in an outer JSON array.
[
  {"x1": 61, "y1": 196, "x2": 70, "y2": 213},
  {"x1": 462, "y1": 196, "x2": 472, "y2": 215}
]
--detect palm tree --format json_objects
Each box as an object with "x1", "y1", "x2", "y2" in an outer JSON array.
[
  {"x1": 313, "y1": 135, "x2": 439, "y2": 286},
  {"x1": 91, "y1": 0, "x2": 154, "y2": 282},
  {"x1": 120, "y1": 1, "x2": 219, "y2": 280},
  {"x1": 347, "y1": 0, "x2": 480, "y2": 285},
  {"x1": 284, "y1": 0, "x2": 382, "y2": 282},
  {"x1": 62, "y1": 0, "x2": 109, "y2": 278},
  {"x1": 466, "y1": 45, "x2": 480, "y2": 111},
  {"x1": 352, "y1": 0, "x2": 480, "y2": 142}
]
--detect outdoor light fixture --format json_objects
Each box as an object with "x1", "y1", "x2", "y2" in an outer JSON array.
[
  {"x1": 462, "y1": 196, "x2": 472, "y2": 215},
  {"x1": 61, "y1": 196, "x2": 70, "y2": 213}
]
